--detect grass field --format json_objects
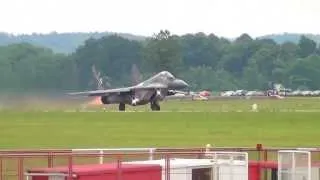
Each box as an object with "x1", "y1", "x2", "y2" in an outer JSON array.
[{"x1": 1, "y1": 97, "x2": 320, "y2": 148}]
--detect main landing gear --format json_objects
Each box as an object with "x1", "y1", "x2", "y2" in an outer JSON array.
[
  {"x1": 150, "y1": 101, "x2": 160, "y2": 111},
  {"x1": 118, "y1": 101, "x2": 160, "y2": 111}
]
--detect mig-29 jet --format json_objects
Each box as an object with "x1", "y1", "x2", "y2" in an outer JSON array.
[{"x1": 68, "y1": 71, "x2": 189, "y2": 111}]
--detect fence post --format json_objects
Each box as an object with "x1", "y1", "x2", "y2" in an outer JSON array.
[
  {"x1": 48, "y1": 151, "x2": 53, "y2": 168},
  {"x1": 256, "y1": 144, "x2": 262, "y2": 180},
  {"x1": 99, "y1": 150, "x2": 104, "y2": 164},
  {"x1": 18, "y1": 157, "x2": 24, "y2": 180},
  {"x1": 149, "y1": 148, "x2": 155, "y2": 160},
  {"x1": 67, "y1": 154, "x2": 73, "y2": 180},
  {"x1": 117, "y1": 155, "x2": 122, "y2": 180},
  {"x1": 0, "y1": 156, "x2": 2, "y2": 180},
  {"x1": 165, "y1": 154, "x2": 170, "y2": 180},
  {"x1": 264, "y1": 149, "x2": 268, "y2": 180}
]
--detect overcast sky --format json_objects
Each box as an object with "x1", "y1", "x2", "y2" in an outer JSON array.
[{"x1": 0, "y1": 0, "x2": 319, "y2": 38}]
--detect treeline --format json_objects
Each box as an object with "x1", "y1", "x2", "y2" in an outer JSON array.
[
  {"x1": 0, "y1": 32, "x2": 146, "y2": 54},
  {"x1": 259, "y1": 33, "x2": 320, "y2": 44},
  {"x1": 1, "y1": 32, "x2": 320, "y2": 54},
  {"x1": 1, "y1": 30, "x2": 320, "y2": 92}
]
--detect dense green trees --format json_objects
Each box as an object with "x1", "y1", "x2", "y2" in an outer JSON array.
[
  {"x1": 0, "y1": 32, "x2": 146, "y2": 54},
  {"x1": 72, "y1": 35, "x2": 143, "y2": 88},
  {"x1": 0, "y1": 31, "x2": 320, "y2": 92},
  {"x1": 0, "y1": 43, "x2": 75, "y2": 91}
]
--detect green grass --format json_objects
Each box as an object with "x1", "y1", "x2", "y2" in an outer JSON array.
[
  {"x1": 1, "y1": 105, "x2": 320, "y2": 148},
  {"x1": 2, "y1": 95, "x2": 320, "y2": 112},
  {"x1": 1, "y1": 98, "x2": 320, "y2": 180}
]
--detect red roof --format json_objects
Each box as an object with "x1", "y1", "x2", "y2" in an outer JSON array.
[
  {"x1": 249, "y1": 160, "x2": 320, "y2": 169},
  {"x1": 249, "y1": 161, "x2": 278, "y2": 168},
  {"x1": 28, "y1": 163, "x2": 161, "y2": 176}
]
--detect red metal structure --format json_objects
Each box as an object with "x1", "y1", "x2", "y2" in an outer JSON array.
[
  {"x1": 0, "y1": 144, "x2": 319, "y2": 180},
  {"x1": 249, "y1": 161, "x2": 278, "y2": 180},
  {"x1": 28, "y1": 163, "x2": 162, "y2": 180}
]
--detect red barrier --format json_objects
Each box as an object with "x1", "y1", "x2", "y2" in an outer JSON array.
[{"x1": 0, "y1": 144, "x2": 319, "y2": 180}]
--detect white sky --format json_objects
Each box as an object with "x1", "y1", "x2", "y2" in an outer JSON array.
[{"x1": 0, "y1": 0, "x2": 319, "y2": 38}]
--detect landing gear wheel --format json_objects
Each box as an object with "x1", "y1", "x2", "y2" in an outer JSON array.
[
  {"x1": 119, "y1": 103, "x2": 125, "y2": 111},
  {"x1": 150, "y1": 101, "x2": 160, "y2": 111}
]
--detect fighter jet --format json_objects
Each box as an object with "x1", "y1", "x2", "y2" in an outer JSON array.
[{"x1": 68, "y1": 71, "x2": 189, "y2": 111}]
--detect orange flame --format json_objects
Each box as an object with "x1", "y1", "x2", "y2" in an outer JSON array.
[{"x1": 87, "y1": 97, "x2": 103, "y2": 105}]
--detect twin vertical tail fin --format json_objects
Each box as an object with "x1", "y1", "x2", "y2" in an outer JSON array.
[
  {"x1": 87, "y1": 64, "x2": 105, "y2": 106},
  {"x1": 92, "y1": 65, "x2": 105, "y2": 90},
  {"x1": 91, "y1": 64, "x2": 142, "y2": 89}
]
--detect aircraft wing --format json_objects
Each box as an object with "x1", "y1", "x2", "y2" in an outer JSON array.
[
  {"x1": 67, "y1": 87, "x2": 133, "y2": 96},
  {"x1": 68, "y1": 83, "x2": 168, "y2": 97}
]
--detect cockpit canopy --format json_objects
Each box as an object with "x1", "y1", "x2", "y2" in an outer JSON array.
[{"x1": 158, "y1": 71, "x2": 175, "y2": 81}]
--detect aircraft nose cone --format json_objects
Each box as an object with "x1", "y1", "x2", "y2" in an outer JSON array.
[
  {"x1": 180, "y1": 80, "x2": 189, "y2": 88},
  {"x1": 172, "y1": 79, "x2": 189, "y2": 89}
]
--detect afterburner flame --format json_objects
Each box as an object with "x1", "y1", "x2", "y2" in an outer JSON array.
[{"x1": 87, "y1": 97, "x2": 103, "y2": 105}]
